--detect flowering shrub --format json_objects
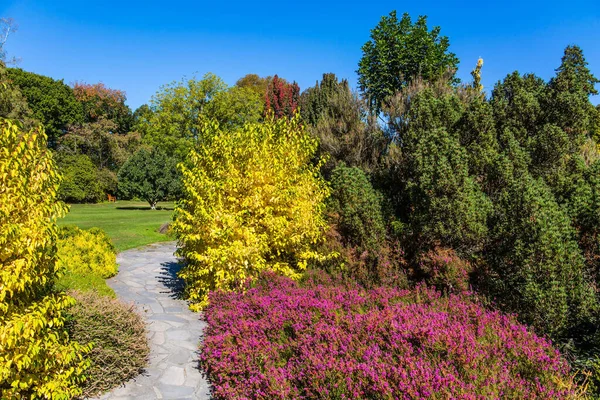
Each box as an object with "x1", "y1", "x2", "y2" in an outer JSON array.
[
  {"x1": 201, "y1": 272, "x2": 579, "y2": 399},
  {"x1": 418, "y1": 247, "x2": 472, "y2": 292}
]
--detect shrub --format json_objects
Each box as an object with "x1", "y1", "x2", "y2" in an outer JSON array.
[
  {"x1": 418, "y1": 247, "x2": 472, "y2": 292},
  {"x1": 0, "y1": 119, "x2": 89, "y2": 398},
  {"x1": 174, "y1": 115, "x2": 330, "y2": 310},
  {"x1": 57, "y1": 226, "x2": 117, "y2": 279},
  {"x1": 328, "y1": 163, "x2": 386, "y2": 251},
  {"x1": 201, "y1": 272, "x2": 579, "y2": 399},
  {"x1": 316, "y1": 225, "x2": 408, "y2": 288},
  {"x1": 65, "y1": 291, "x2": 149, "y2": 398}
]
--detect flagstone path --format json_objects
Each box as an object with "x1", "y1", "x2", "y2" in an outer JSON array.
[{"x1": 96, "y1": 242, "x2": 211, "y2": 400}]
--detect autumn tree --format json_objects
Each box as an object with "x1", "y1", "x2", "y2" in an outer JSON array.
[
  {"x1": 174, "y1": 115, "x2": 330, "y2": 310},
  {"x1": 72, "y1": 82, "x2": 133, "y2": 133},
  {"x1": 0, "y1": 118, "x2": 90, "y2": 398},
  {"x1": 358, "y1": 11, "x2": 459, "y2": 113},
  {"x1": 264, "y1": 74, "x2": 300, "y2": 119}
]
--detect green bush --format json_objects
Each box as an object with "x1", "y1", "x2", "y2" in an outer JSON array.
[
  {"x1": 65, "y1": 291, "x2": 149, "y2": 398},
  {"x1": 329, "y1": 163, "x2": 386, "y2": 251}
]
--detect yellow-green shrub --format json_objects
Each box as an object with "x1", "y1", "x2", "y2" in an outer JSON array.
[
  {"x1": 57, "y1": 226, "x2": 117, "y2": 279},
  {"x1": 174, "y1": 115, "x2": 330, "y2": 310},
  {"x1": 0, "y1": 119, "x2": 90, "y2": 399}
]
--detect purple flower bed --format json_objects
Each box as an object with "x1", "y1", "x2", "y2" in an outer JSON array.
[{"x1": 201, "y1": 272, "x2": 576, "y2": 399}]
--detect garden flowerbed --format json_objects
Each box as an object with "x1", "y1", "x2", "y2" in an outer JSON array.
[{"x1": 201, "y1": 272, "x2": 576, "y2": 399}]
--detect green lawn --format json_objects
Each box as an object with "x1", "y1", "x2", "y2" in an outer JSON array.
[{"x1": 59, "y1": 201, "x2": 175, "y2": 252}]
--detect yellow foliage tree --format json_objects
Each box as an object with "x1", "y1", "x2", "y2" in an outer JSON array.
[
  {"x1": 0, "y1": 118, "x2": 89, "y2": 398},
  {"x1": 174, "y1": 114, "x2": 330, "y2": 311}
]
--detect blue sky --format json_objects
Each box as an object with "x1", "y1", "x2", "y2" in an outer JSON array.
[{"x1": 1, "y1": 0, "x2": 599, "y2": 109}]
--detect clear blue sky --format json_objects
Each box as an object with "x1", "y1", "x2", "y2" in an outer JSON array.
[{"x1": 1, "y1": 0, "x2": 599, "y2": 109}]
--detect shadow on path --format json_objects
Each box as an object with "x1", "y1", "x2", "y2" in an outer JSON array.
[{"x1": 157, "y1": 261, "x2": 185, "y2": 300}]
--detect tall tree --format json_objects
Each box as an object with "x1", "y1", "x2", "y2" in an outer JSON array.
[
  {"x1": 72, "y1": 82, "x2": 133, "y2": 133},
  {"x1": 301, "y1": 73, "x2": 385, "y2": 173},
  {"x1": 141, "y1": 73, "x2": 262, "y2": 160},
  {"x1": 7, "y1": 68, "x2": 84, "y2": 147},
  {"x1": 358, "y1": 11, "x2": 459, "y2": 113}
]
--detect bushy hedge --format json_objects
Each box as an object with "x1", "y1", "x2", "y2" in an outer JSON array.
[
  {"x1": 65, "y1": 291, "x2": 149, "y2": 398},
  {"x1": 57, "y1": 226, "x2": 117, "y2": 279},
  {"x1": 201, "y1": 272, "x2": 579, "y2": 399}
]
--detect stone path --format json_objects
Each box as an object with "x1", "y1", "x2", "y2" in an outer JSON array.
[{"x1": 96, "y1": 242, "x2": 211, "y2": 400}]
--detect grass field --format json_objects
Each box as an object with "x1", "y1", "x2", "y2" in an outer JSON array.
[{"x1": 58, "y1": 201, "x2": 175, "y2": 252}]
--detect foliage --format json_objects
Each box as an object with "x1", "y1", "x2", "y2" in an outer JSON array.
[
  {"x1": 55, "y1": 153, "x2": 104, "y2": 203},
  {"x1": 72, "y1": 82, "x2": 133, "y2": 133},
  {"x1": 264, "y1": 74, "x2": 300, "y2": 119},
  {"x1": 174, "y1": 115, "x2": 330, "y2": 310},
  {"x1": 358, "y1": 11, "x2": 459, "y2": 113},
  {"x1": 0, "y1": 118, "x2": 90, "y2": 398},
  {"x1": 483, "y1": 172, "x2": 597, "y2": 340},
  {"x1": 0, "y1": 61, "x2": 32, "y2": 125},
  {"x1": 235, "y1": 73, "x2": 272, "y2": 99},
  {"x1": 65, "y1": 291, "x2": 149, "y2": 398},
  {"x1": 201, "y1": 272, "x2": 579, "y2": 399},
  {"x1": 7, "y1": 68, "x2": 84, "y2": 146},
  {"x1": 300, "y1": 73, "x2": 350, "y2": 126},
  {"x1": 57, "y1": 118, "x2": 142, "y2": 171},
  {"x1": 328, "y1": 163, "x2": 385, "y2": 251},
  {"x1": 417, "y1": 247, "x2": 472, "y2": 292},
  {"x1": 383, "y1": 82, "x2": 492, "y2": 254},
  {"x1": 302, "y1": 74, "x2": 386, "y2": 174},
  {"x1": 56, "y1": 226, "x2": 118, "y2": 279},
  {"x1": 117, "y1": 147, "x2": 181, "y2": 209},
  {"x1": 141, "y1": 73, "x2": 262, "y2": 160}
]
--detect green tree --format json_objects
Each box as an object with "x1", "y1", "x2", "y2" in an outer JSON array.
[
  {"x1": 55, "y1": 153, "x2": 103, "y2": 203},
  {"x1": 0, "y1": 61, "x2": 32, "y2": 125},
  {"x1": 358, "y1": 11, "x2": 459, "y2": 113},
  {"x1": 57, "y1": 118, "x2": 141, "y2": 171},
  {"x1": 300, "y1": 73, "x2": 350, "y2": 126},
  {"x1": 235, "y1": 73, "x2": 272, "y2": 99},
  {"x1": 383, "y1": 82, "x2": 491, "y2": 254},
  {"x1": 7, "y1": 68, "x2": 84, "y2": 146},
  {"x1": 117, "y1": 148, "x2": 181, "y2": 209},
  {"x1": 141, "y1": 73, "x2": 262, "y2": 160}
]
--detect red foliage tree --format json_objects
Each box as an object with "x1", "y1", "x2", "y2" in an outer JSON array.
[{"x1": 264, "y1": 75, "x2": 300, "y2": 119}]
